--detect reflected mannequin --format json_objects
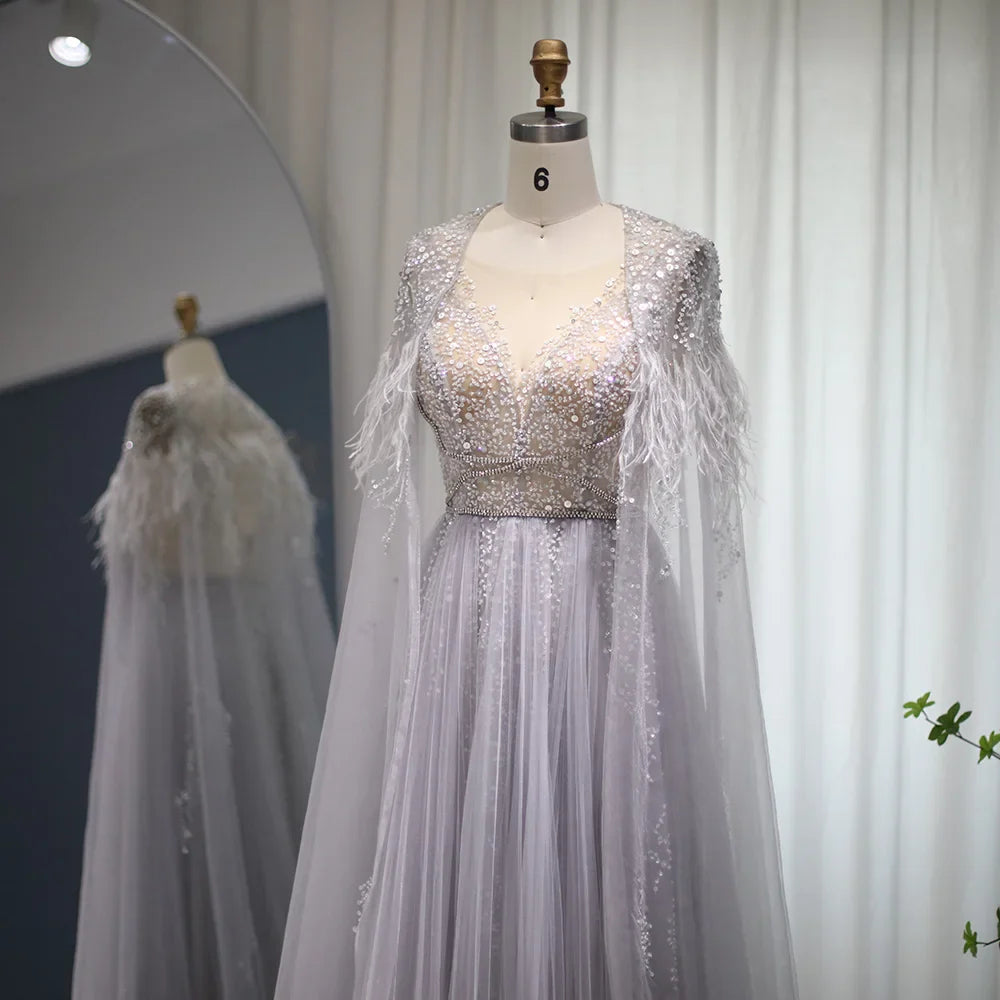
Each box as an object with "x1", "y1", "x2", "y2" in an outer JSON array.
[
  {"x1": 0, "y1": 1, "x2": 334, "y2": 996},
  {"x1": 73, "y1": 341, "x2": 335, "y2": 997},
  {"x1": 163, "y1": 294, "x2": 227, "y2": 383}
]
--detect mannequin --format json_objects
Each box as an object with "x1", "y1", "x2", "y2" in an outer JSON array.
[
  {"x1": 462, "y1": 40, "x2": 624, "y2": 372},
  {"x1": 163, "y1": 292, "x2": 226, "y2": 383},
  {"x1": 154, "y1": 294, "x2": 257, "y2": 571},
  {"x1": 274, "y1": 38, "x2": 798, "y2": 1000},
  {"x1": 76, "y1": 290, "x2": 334, "y2": 1000}
]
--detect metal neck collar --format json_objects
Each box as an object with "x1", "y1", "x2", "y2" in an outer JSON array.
[{"x1": 509, "y1": 110, "x2": 588, "y2": 144}]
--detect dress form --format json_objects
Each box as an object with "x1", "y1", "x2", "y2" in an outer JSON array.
[
  {"x1": 157, "y1": 295, "x2": 255, "y2": 573},
  {"x1": 462, "y1": 40, "x2": 624, "y2": 372},
  {"x1": 163, "y1": 293, "x2": 226, "y2": 384}
]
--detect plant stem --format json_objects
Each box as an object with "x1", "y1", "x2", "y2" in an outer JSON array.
[{"x1": 920, "y1": 711, "x2": 1000, "y2": 760}]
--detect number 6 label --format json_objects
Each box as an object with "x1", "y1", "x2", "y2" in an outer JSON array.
[{"x1": 533, "y1": 167, "x2": 549, "y2": 192}]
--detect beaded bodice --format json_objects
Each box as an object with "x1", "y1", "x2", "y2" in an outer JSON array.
[
  {"x1": 352, "y1": 203, "x2": 748, "y2": 538},
  {"x1": 416, "y1": 265, "x2": 637, "y2": 519}
]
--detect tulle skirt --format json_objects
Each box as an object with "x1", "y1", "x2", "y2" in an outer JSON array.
[
  {"x1": 73, "y1": 566, "x2": 333, "y2": 1000},
  {"x1": 353, "y1": 513, "x2": 746, "y2": 999}
]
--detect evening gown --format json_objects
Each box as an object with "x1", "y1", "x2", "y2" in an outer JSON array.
[
  {"x1": 73, "y1": 377, "x2": 335, "y2": 1000},
  {"x1": 276, "y1": 205, "x2": 798, "y2": 999}
]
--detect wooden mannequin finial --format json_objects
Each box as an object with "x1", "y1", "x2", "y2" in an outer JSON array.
[
  {"x1": 531, "y1": 39, "x2": 570, "y2": 109},
  {"x1": 174, "y1": 293, "x2": 200, "y2": 337}
]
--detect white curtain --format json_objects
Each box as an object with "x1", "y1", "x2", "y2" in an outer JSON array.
[{"x1": 140, "y1": 1, "x2": 1000, "y2": 996}]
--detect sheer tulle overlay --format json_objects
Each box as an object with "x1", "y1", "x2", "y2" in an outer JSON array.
[
  {"x1": 357, "y1": 514, "x2": 615, "y2": 996},
  {"x1": 277, "y1": 206, "x2": 798, "y2": 999},
  {"x1": 73, "y1": 379, "x2": 335, "y2": 1000},
  {"x1": 355, "y1": 512, "x2": 761, "y2": 998}
]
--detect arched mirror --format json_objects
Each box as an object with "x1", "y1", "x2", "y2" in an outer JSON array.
[{"x1": 0, "y1": 1, "x2": 334, "y2": 994}]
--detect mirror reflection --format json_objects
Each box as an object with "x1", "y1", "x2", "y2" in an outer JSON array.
[{"x1": 0, "y1": 2, "x2": 335, "y2": 996}]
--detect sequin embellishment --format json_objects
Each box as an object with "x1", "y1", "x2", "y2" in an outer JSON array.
[{"x1": 417, "y1": 265, "x2": 638, "y2": 519}]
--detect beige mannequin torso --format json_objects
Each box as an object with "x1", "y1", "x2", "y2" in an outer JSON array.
[
  {"x1": 163, "y1": 335, "x2": 226, "y2": 384},
  {"x1": 158, "y1": 335, "x2": 259, "y2": 574},
  {"x1": 462, "y1": 135, "x2": 624, "y2": 372}
]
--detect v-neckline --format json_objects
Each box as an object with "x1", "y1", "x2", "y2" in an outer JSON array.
[
  {"x1": 454, "y1": 203, "x2": 630, "y2": 386},
  {"x1": 454, "y1": 264, "x2": 626, "y2": 390}
]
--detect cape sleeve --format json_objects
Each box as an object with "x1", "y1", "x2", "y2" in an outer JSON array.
[
  {"x1": 347, "y1": 236, "x2": 422, "y2": 509},
  {"x1": 674, "y1": 239, "x2": 750, "y2": 510},
  {"x1": 685, "y1": 243, "x2": 798, "y2": 996},
  {"x1": 624, "y1": 234, "x2": 749, "y2": 540},
  {"x1": 276, "y1": 240, "x2": 427, "y2": 998},
  {"x1": 601, "y1": 234, "x2": 798, "y2": 999}
]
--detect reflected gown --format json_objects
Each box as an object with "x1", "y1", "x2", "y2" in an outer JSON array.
[
  {"x1": 276, "y1": 205, "x2": 799, "y2": 999},
  {"x1": 72, "y1": 377, "x2": 335, "y2": 1000}
]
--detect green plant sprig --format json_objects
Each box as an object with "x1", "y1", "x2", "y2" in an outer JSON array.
[
  {"x1": 903, "y1": 692, "x2": 1000, "y2": 959},
  {"x1": 963, "y1": 913, "x2": 1000, "y2": 957},
  {"x1": 902, "y1": 693, "x2": 1000, "y2": 762}
]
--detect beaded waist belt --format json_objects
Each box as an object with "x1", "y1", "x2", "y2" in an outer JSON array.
[{"x1": 440, "y1": 433, "x2": 621, "y2": 520}]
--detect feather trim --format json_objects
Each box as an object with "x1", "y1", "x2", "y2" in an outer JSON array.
[
  {"x1": 621, "y1": 231, "x2": 750, "y2": 531},
  {"x1": 347, "y1": 208, "x2": 491, "y2": 508},
  {"x1": 346, "y1": 236, "x2": 420, "y2": 509},
  {"x1": 94, "y1": 378, "x2": 316, "y2": 574}
]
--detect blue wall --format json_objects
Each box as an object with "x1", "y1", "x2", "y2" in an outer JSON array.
[{"x1": 0, "y1": 300, "x2": 333, "y2": 998}]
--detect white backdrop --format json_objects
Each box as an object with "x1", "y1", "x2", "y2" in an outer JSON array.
[{"x1": 143, "y1": 1, "x2": 1000, "y2": 997}]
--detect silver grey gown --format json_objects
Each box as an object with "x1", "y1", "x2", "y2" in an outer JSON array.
[
  {"x1": 277, "y1": 205, "x2": 798, "y2": 999},
  {"x1": 73, "y1": 377, "x2": 335, "y2": 999}
]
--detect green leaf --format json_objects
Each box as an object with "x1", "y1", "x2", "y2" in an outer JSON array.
[
  {"x1": 903, "y1": 692, "x2": 935, "y2": 718},
  {"x1": 957, "y1": 710, "x2": 972, "y2": 725},
  {"x1": 931, "y1": 705, "x2": 964, "y2": 742},
  {"x1": 978, "y1": 732, "x2": 1000, "y2": 763},
  {"x1": 963, "y1": 921, "x2": 979, "y2": 957},
  {"x1": 941, "y1": 702, "x2": 962, "y2": 723},
  {"x1": 929, "y1": 720, "x2": 956, "y2": 745}
]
